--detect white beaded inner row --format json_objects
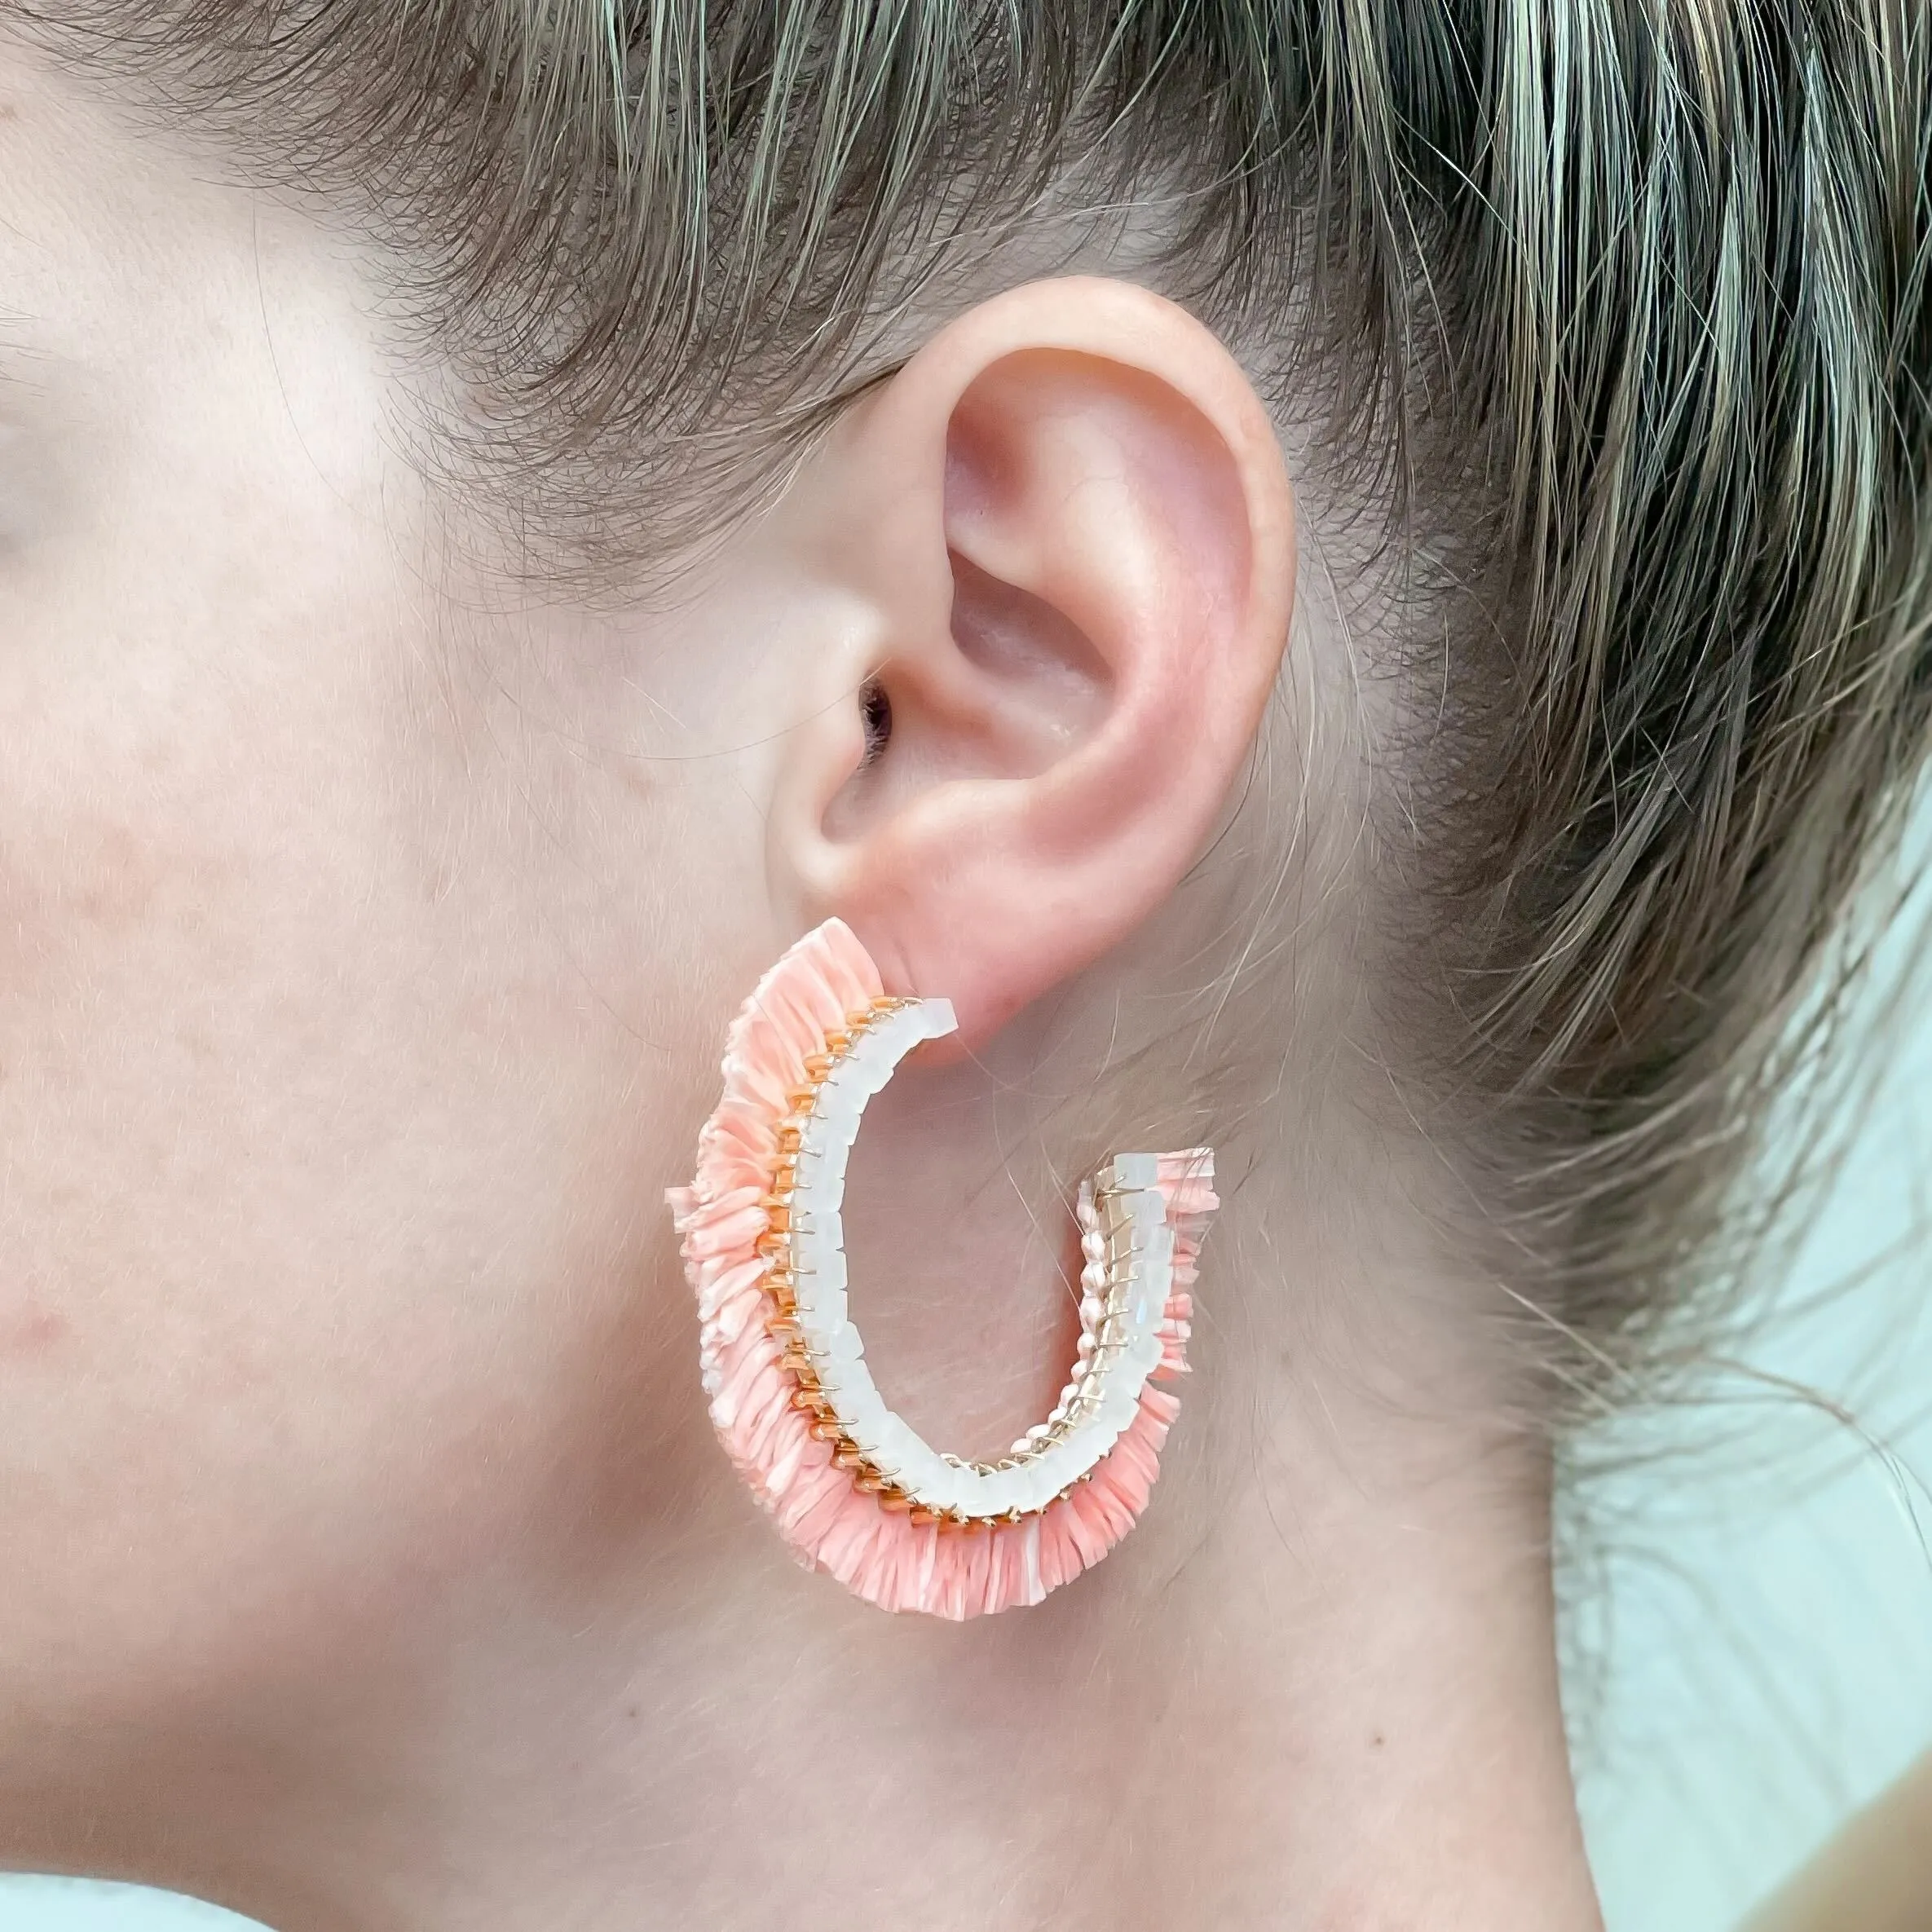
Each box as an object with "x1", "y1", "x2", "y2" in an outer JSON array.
[{"x1": 786, "y1": 997, "x2": 1175, "y2": 1521}]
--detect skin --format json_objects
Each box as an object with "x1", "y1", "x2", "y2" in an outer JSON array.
[
  {"x1": 0, "y1": 39, "x2": 1603, "y2": 1932},
  {"x1": 1742, "y1": 1752, "x2": 1932, "y2": 1932}
]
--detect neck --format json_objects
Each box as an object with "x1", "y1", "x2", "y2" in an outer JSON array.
[{"x1": 8, "y1": 1369, "x2": 1603, "y2": 1932}]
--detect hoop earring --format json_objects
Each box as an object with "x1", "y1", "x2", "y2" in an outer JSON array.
[{"x1": 668, "y1": 920, "x2": 1216, "y2": 1619}]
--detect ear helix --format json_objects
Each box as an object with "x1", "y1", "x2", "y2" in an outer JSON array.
[{"x1": 668, "y1": 920, "x2": 1216, "y2": 1618}]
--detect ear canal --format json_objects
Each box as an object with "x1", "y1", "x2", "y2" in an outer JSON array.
[{"x1": 668, "y1": 918, "x2": 1218, "y2": 1619}]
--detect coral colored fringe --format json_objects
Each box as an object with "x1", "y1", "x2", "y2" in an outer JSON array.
[{"x1": 670, "y1": 920, "x2": 1216, "y2": 1618}]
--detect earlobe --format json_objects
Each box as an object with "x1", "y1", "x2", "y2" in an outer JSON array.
[{"x1": 774, "y1": 278, "x2": 1295, "y2": 1041}]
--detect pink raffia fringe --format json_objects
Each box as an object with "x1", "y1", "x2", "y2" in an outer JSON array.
[{"x1": 668, "y1": 920, "x2": 1216, "y2": 1618}]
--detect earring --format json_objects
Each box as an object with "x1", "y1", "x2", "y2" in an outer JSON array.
[{"x1": 668, "y1": 920, "x2": 1215, "y2": 1619}]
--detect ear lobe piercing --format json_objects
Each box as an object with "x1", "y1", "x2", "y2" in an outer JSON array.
[{"x1": 668, "y1": 920, "x2": 1216, "y2": 1618}]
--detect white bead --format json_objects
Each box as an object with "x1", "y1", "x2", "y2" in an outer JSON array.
[{"x1": 840, "y1": 1374, "x2": 886, "y2": 1431}]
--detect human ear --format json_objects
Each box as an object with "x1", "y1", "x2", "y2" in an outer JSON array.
[{"x1": 772, "y1": 276, "x2": 1295, "y2": 1042}]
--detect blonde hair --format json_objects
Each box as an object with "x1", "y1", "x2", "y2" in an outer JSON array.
[{"x1": 37, "y1": 0, "x2": 1932, "y2": 1423}]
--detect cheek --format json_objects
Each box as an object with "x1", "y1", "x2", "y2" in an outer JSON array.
[
  {"x1": 0, "y1": 500, "x2": 693, "y2": 1727},
  {"x1": 0, "y1": 82, "x2": 771, "y2": 1720},
  {"x1": 0, "y1": 58, "x2": 740, "y2": 1748}
]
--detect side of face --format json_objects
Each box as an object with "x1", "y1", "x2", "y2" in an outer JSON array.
[{"x1": 0, "y1": 47, "x2": 791, "y2": 1744}]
